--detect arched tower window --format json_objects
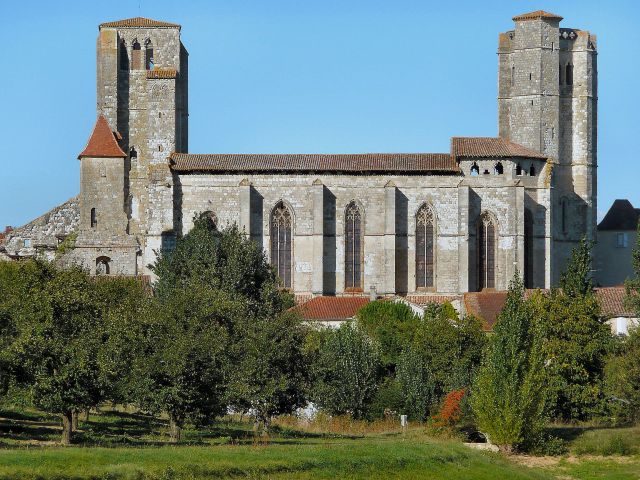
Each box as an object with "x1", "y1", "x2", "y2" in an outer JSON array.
[
  {"x1": 470, "y1": 162, "x2": 480, "y2": 176},
  {"x1": 529, "y1": 164, "x2": 536, "y2": 176},
  {"x1": 90, "y1": 208, "x2": 97, "y2": 228},
  {"x1": 119, "y1": 39, "x2": 129, "y2": 71},
  {"x1": 145, "y1": 40, "x2": 154, "y2": 70},
  {"x1": 516, "y1": 164, "x2": 523, "y2": 176},
  {"x1": 494, "y1": 162, "x2": 504, "y2": 175},
  {"x1": 96, "y1": 256, "x2": 111, "y2": 275},
  {"x1": 131, "y1": 41, "x2": 142, "y2": 70},
  {"x1": 478, "y1": 213, "x2": 497, "y2": 290},
  {"x1": 524, "y1": 209, "x2": 534, "y2": 289},
  {"x1": 566, "y1": 63, "x2": 573, "y2": 86},
  {"x1": 416, "y1": 204, "x2": 435, "y2": 289},
  {"x1": 270, "y1": 201, "x2": 293, "y2": 289},
  {"x1": 345, "y1": 201, "x2": 363, "y2": 290}
]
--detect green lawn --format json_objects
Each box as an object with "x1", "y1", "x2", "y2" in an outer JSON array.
[{"x1": 0, "y1": 408, "x2": 639, "y2": 479}]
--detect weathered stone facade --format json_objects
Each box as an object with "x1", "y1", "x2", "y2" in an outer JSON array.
[{"x1": 21, "y1": 11, "x2": 598, "y2": 295}]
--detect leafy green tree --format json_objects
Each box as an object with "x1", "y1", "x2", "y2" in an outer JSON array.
[
  {"x1": 472, "y1": 274, "x2": 547, "y2": 453},
  {"x1": 397, "y1": 344, "x2": 435, "y2": 421},
  {"x1": 228, "y1": 310, "x2": 309, "y2": 436},
  {"x1": 604, "y1": 327, "x2": 640, "y2": 424},
  {"x1": 149, "y1": 214, "x2": 302, "y2": 437},
  {"x1": 133, "y1": 283, "x2": 234, "y2": 442},
  {"x1": 311, "y1": 323, "x2": 381, "y2": 419},
  {"x1": 412, "y1": 304, "x2": 485, "y2": 400},
  {"x1": 533, "y1": 239, "x2": 612, "y2": 421},
  {"x1": 4, "y1": 260, "x2": 104, "y2": 444},
  {"x1": 356, "y1": 301, "x2": 421, "y2": 372}
]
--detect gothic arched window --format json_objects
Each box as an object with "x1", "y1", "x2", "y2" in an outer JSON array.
[
  {"x1": 270, "y1": 201, "x2": 293, "y2": 288},
  {"x1": 131, "y1": 41, "x2": 142, "y2": 70},
  {"x1": 416, "y1": 204, "x2": 435, "y2": 289},
  {"x1": 345, "y1": 201, "x2": 363, "y2": 290},
  {"x1": 478, "y1": 213, "x2": 497, "y2": 290},
  {"x1": 524, "y1": 209, "x2": 534, "y2": 289},
  {"x1": 96, "y1": 256, "x2": 111, "y2": 275}
]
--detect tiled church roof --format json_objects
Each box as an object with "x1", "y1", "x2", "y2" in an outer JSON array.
[
  {"x1": 100, "y1": 17, "x2": 181, "y2": 29},
  {"x1": 451, "y1": 137, "x2": 548, "y2": 160},
  {"x1": 512, "y1": 11, "x2": 563, "y2": 22},
  {"x1": 78, "y1": 115, "x2": 126, "y2": 159},
  {"x1": 170, "y1": 152, "x2": 460, "y2": 174}
]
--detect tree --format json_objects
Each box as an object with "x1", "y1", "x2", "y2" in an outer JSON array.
[
  {"x1": 356, "y1": 301, "x2": 421, "y2": 372},
  {"x1": 149, "y1": 214, "x2": 302, "y2": 438},
  {"x1": 396, "y1": 344, "x2": 434, "y2": 421},
  {"x1": 4, "y1": 260, "x2": 105, "y2": 445},
  {"x1": 133, "y1": 283, "x2": 233, "y2": 442},
  {"x1": 311, "y1": 323, "x2": 381, "y2": 419},
  {"x1": 412, "y1": 304, "x2": 485, "y2": 400},
  {"x1": 227, "y1": 310, "x2": 309, "y2": 436},
  {"x1": 533, "y1": 239, "x2": 612, "y2": 420},
  {"x1": 604, "y1": 326, "x2": 640, "y2": 424},
  {"x1": 625, "y1": 220, "x2": 640, "y2": 318},
  {"x1": 471, "y1": 274, "x2": 547, "y2": 453}
]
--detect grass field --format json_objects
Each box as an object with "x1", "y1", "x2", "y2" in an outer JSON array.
[{"x1": 0, "y1": 408, "x2": 639, "y2": 479}]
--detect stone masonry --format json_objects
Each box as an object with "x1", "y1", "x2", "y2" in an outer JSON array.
[{"x1": 8, "y1": 11, "x2": 599, "y2": 297}]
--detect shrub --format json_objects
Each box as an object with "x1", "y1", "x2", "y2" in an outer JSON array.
[{"x1": 432, "y1": 389, "x2": 465, "y2": 428}]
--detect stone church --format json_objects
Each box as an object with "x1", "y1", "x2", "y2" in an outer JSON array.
[{"x1": 7, "y1": 10, "x2": 599, "y2": 298}]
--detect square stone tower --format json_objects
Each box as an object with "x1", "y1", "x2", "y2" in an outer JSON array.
[
  {"x1": 96, "y1": 17, "x2": 189, "y2": 273},
  {"x1": 498, "y1": 10, "x2": 597, "y2": 283}
]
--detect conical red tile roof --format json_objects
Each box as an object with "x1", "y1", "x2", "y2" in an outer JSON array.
[{"x1": 78, "y1": 115, "x2": 126, "y2": 159}]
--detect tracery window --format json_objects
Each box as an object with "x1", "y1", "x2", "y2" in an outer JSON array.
[
  {"x1": 345, "y1": 201, "x2": 363, "y2": 290},
  {"x1": 416, "y1": 204, "x2": 435, "y2": 289},
  {"x1": 270, "y1": 201, "x2": 292, "y2": 288},
  {"x1": 478, "y1": 213, "x2": 496, "y2": 290}
]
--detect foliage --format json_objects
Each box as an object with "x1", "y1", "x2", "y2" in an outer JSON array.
[
  {"x1": 624, "y1": 219, "x2": 640, "y2": 316},
  {"x1": 411, "y1": 305, "x2": 485, "y2": 400},
  {"x1": 227, "y1": 309, "x2": 309, "y2": 434},
  {"x1": 1, "y1": 260, "x2": 104, "y2": 444},
  {"x1": 604, "y1": 326, "x2": 640, "y2": 424},
  {"x1": 396, "y1": 344, "x2": 435, "y2": 421},
  {"x1": 432, "y1": 389, "x2": 465, "y2": 428},
  {"x1": 471, "y1": 274, "x2": 548, "y2": 453},
  {"x1": 149, "y1": 214, "x2": 301, "y2": 438},
  {"x1": 356, "y1": 301, "x2": 422, "y2": 372},
  {"x1": 132, "y1": 283, "x2": 233, "y2": 442},
  {"x1": 369, "y1": 377, "x2": 404, "y2": 420},
  {"x1": 54, "y1": 232, "x2": 77, "y2": 259},
  {"x1": 311, "y1": 323, "x2": 381, "y2": 419},
  {"x1": 532, "y1": 239, "x2": 612, "y2": 421}
]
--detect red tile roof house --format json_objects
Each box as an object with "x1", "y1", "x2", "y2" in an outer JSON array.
[
  {"x1": 462, "y1": 287, "x2": 638, "y2": 335},
  {"x1": 295, "y1": 288, "x2": 638, "y2": 336}
]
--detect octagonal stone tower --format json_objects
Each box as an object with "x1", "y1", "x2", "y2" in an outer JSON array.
[{"x1": 498, "y1": 10, "x2": 597, "y2": 283}]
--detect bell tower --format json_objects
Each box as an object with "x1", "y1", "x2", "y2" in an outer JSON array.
[
  {"x1": 498, "y1": 10, "x2": 597, "y2": 283},
  {"x1": 96, "y1": 17, "x2": 189, "y2": 273}
]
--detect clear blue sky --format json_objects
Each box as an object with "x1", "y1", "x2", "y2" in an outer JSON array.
[{"x1": 1, "y1": 0, "x2": 638, "y2": 228}]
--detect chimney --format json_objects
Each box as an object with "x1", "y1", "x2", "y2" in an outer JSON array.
[{"x1": 369, "y1": 285, "x2": 377, "y2": 301}]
